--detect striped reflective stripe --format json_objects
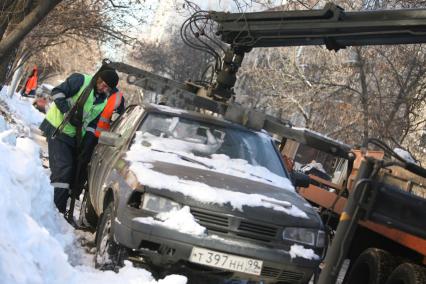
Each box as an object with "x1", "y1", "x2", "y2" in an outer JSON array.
[
  {"x1": 114, "y1": 92, "x2": 122, "y2": 108},
  {"x1": 52, "y1": 93, "x2": 66, "y2": 100},
  {"x1": 86, "y1": 127, "x2": 95, "y2": 134},
  {"x1": 99, "y1": 117, "x2": 110, "y2": 123},
  {"x1": 66, "y1": 97, "x2": 74, "y2": 108},
  {"x1": 51, "y1": 182, "x2": 70, "y2": 189}
]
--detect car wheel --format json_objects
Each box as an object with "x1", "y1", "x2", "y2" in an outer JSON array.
[
  {"x1": 344, "y1": 248, "x2": 398, "y2": 284},
  {"x1": 386, "y1": 263, "x2": 426, "y2": 284},
  {"x1": 78, "y1": 189, "x2": 98, "y2": 230},
  {"x1": 94, "y1": 202, "x2": 126, "y2": 271}
]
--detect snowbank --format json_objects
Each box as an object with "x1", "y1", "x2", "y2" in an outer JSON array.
[
  {"x1": 0, "y1": 106, "x2": 186, "y2": 283},
  {"x1": 0, "y1": 86, "x2": 44, "y2": 126}
]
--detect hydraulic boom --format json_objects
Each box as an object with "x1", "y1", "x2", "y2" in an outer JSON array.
[{"x1": 205, "y1": 3, "x2": 426, "y2": 101}]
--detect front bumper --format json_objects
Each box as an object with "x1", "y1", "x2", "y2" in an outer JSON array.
[{"x1": 114, "y1": 207, "x2": 319, "y2": 283}]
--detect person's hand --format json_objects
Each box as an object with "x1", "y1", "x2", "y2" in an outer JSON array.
[{"x1": 69, "y1": 115, "x2": 82, "y2": 128}]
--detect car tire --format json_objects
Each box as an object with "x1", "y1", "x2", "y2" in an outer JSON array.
[
  {"x1": 94, "y1": 202, "x2": 126, "y2": 271},
  {"x1": 385, "y1": 263, "x2": 426, "y2": 284},
  {"x1": 344, "y1": 248, "x2": 397, "y2": 284},
  {"x1": 78, "y1": 189, "x2": 98, "y2": 230}
]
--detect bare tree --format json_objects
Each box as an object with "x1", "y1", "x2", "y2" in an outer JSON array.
[
  {"x1": 234, "y1": 0, "x2": 426, "y2": 156},
  {"x1": 0, "y1": 0, "x2": 63, "y2": 82},
  {"x1": 1, "y1": 0, "x2": 150, "y2": 85}
]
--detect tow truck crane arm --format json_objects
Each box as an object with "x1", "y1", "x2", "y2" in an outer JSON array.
[
  {"x1": 211, "y1": 3, "x2": 426, "y2": 50},
  {"x1": 205, "y1": 3, "x2": 426, "y2": 101},
  {"x1": 105, "y1": 4, "x2": 426, "y2": 282}
]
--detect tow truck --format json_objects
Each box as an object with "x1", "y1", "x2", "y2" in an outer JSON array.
[{"x1": 101, "y1": 3, "x2": 426, "y2": 283}]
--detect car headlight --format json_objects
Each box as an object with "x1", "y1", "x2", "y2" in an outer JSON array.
[
  {"x1": 141, "y1": 193, "x2": 181, "y2": 213},
  {"x1": 283, "y1": 227, "x2": 326, "y2": 247}
]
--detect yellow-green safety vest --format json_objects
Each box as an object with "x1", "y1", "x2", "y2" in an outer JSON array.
[{"x1": 45, "y1": 74, "x2": 107, "y2": 137}]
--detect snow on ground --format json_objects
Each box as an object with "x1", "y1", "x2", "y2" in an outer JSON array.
[
  {"x1": 0, "y1": 89, "x2": 187, "y2": 284},
  {"x1": 0, "y1": 86, "x2": 44, "y2": 126},
  {"x1": 126, "y1": 132, "x2": 307, "y2": 218}
]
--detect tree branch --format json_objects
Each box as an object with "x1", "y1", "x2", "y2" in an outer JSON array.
[{"x1": 0, "y1": 0, "x2": 62, "y2": 59}]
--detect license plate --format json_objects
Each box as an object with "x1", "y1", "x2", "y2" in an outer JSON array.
[{"x1": 189, "y1": 247, "x2": 263, "y2": 275}]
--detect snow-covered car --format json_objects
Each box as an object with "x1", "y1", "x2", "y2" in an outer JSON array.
[{"x1": 82, "y1": 103, "x2": 325, "y2": 283}]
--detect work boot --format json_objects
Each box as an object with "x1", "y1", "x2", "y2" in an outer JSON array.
[{"x1": 53, "y1": 187, "x2": 69, "y2": 214}]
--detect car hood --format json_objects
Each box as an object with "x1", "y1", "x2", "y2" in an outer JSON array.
[{"x1": 136, "y1": 160, "x2": 321, "y2": 228}]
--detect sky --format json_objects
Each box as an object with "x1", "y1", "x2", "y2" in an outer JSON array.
[{"x1": 0, "y1": 86, "x2": 319, "y2": 283}]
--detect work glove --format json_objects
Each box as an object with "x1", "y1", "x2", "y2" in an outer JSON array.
[{"x1": 68, "y1": 114, "x2": 82, "y2": 128}]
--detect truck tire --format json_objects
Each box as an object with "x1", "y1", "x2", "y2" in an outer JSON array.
[
  {"x1": 78, "y1": 189, "x2": 98, "y2": 230},
  {"x1": 344, "y1": 248, "x2": 397, "y2": 284},
  {"x1": 94, "y1": 202, "x2": 126, "y2": 271},
  {"x1": 386, "y1": 263, "x2": 426, "y2": 284}
]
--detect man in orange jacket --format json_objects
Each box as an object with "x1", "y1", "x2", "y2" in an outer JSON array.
[
  {"x1": 75, "y1": 90, "x2": 125, "y2": 199},
  {"x1": 21, "y1": 66, "x2": 38, "y2": 97}
]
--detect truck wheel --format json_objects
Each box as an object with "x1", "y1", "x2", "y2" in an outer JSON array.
[
  {"x1": 344, "y1": 248, "x2": 397, "y2": 284},
  {"x1": 386, "y1": 263, "x2": 426, "y2": 284},
  {"x1": 94, "y1": 202, "x2": 126, "y2": 271},
  {"x1": 78, "y1": 189, "x2": 98, "y2": 230}
]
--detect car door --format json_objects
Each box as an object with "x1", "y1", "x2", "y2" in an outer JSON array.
[{"x1": 90, "y1": 105, "x2": 145, "y2": 213}]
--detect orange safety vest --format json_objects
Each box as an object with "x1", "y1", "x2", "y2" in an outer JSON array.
[
  {"x1": 25, "y1": 67, "x2": 38, "y2": 94},
  {"x1": 94, "y1": 92, "x2": 123, "y2": 138}
]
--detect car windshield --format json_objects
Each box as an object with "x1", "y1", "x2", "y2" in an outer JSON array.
[{"x1": 137, "y1": 112, "x2": 287, "y2": 178}]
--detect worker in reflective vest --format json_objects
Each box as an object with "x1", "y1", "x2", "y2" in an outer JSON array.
[
  {"x1": 75, "y1": 91, "x2": 125, "y2": 201},
  {"x1": 39, "y1": 68, "x2": 120, "y2": 214},
  {"x1": 21, "y1": 66, "x2": 38, "y2": 97}
]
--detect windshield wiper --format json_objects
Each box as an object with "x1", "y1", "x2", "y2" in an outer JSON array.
[
  {"x1": 249, "y1": 173, "x2": 273, "y2": 183},
  {"x1": 151, "y1": 148, "x2": 213, "y2": 169}
]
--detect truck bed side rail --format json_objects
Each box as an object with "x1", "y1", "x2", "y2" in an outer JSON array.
[{"x1": 366, "y1": 181, "x2": 426, "y2": 239}]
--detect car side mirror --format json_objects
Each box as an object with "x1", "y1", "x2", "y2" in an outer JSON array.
[
  {"x1": 98, "y1": 132, "x2": 123, "y2": 147},
  {"x1": 291, "y1": 171, "x2": 311, "y2": 188}
]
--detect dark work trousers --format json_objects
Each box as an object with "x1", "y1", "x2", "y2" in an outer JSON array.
[
  {"x1": 47, "y1": 135, "x2": 76, "y2": 213},
  {"x1": 75, "y1": 132, "x2": 98, "y2": 196}
]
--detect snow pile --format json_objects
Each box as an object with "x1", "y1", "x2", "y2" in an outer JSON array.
[
  {"x1": 126, "y1": 133, "x2": 307, "y2": 218},
  {"x1": 130, "y1": 131, "x2": 294, "y2": 189},
  {"x1": 300, "y1": 160, "x2": 327, "y2": 174},
  {"x1": 0, "y1": 86, "x2": 44, "y2": 126},
  {"x1": 0, "y1": 116, "x2": 16, "y2": 145},
  {"x1": 0, "y1": 111, "x2": 186, "y2": 283},
  {"x1": 289, "y1": 245, "x2": 319, "y2": 260},
  {"x1": 134, "y1": 206, "x2": 207, "y2": 236}
]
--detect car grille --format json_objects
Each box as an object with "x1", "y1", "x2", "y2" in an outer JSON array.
[
  {"x1": 260, "y1": 266, "x2": 305, "y2": 283},
  {"x1": 190, "y1": 208, "x2": 279, "y2": 242},
  {"x1": 261, "y1": 266, "x2": 281, "y2": 278},
  {"x1": 190, "y1": 208, "x2": 229, "y2": 233},
  {"x1": 277, "y1": 270, "x2": 305, "y2": 282}
]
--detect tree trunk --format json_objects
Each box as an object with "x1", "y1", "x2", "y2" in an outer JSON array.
[
  {"x1": 0, "y1": 51, "x2": 14, "y2": 85},
  {"x1": 357, "y1": 47, "x2": 369, "y2": 142},
  {"x1": 0, "y1": 0, "x2": 62, "y2": 60}
]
